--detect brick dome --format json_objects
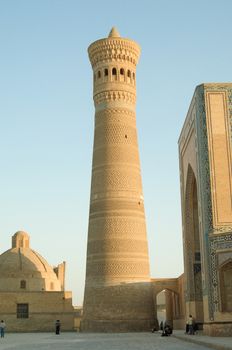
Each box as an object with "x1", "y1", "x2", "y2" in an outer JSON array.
[{"x1": 0, "y1": 231, "x2": 61, "y2": 292}]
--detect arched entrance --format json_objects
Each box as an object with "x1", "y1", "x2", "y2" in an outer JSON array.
[
  {"x1": 156, "y1": 290, "x2": 166, "y2": 326},
  {"x1": 152, "y1": 278, "x2": 184, "y2": 330},
  {"x1": 184, "y1": 165, "x2": 204, "y2": 325},
  {"x1": 156, "y1": 289, "x2": 180, "y2": 328}
]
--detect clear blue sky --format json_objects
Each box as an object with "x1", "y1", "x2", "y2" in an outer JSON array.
[{"x1": 0, "y1": 0, "x2": 232, "y2": 305}]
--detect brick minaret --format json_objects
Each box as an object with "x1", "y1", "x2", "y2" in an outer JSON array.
[{"x1": 81, "y1": 28, "x2": 154, "y2": 332}]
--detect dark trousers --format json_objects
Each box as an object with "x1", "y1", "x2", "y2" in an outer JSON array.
[{"x1": 189, "y1": 325, "x2": 194, "y2": 334}]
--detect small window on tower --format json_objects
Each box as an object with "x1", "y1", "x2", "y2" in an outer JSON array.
[
  {"x1": 120, "y1": 68, "x2": 124, "y2": 75},
  {"x1": 20, "y1": 280, "x2": 26, "y2": 289},
  {"x1": 112, "y1": 68, "x2": 117, "y2": 81},
  {"x1": 133, "y1": 72, "x2": 135, "y2": 79},
  {"x1": 104, "y1": 69, "x2": 108, "y2": 76},
  {"x1": 17, "y1": 303, "x2": 29, "y2": 318},
  {"x1": 127, "y1": 70, "x2": 131, "y2": 78},
  {"x1": 98, "y1": 71, "x2": 101, "y2": 79}
]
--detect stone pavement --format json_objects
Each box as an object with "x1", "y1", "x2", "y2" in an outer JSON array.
[
  {"x1": 173, "y1": 330, "x2": 232, "y2": 350},
  {"x1": 0, "y1": 332, "x2": 213, "y2": 350}
]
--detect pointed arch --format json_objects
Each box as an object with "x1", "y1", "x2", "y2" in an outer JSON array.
[
  {"x1": 219, "y1": 259, "x2": 232, "y2": 312},
  {"x1": 184, "y1": 164, "x2": 204, "y2": 323}
]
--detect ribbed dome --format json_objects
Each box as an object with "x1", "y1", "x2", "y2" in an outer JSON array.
[{"x1": 0, "y1": 231, "x2": 61, "y2": 292}]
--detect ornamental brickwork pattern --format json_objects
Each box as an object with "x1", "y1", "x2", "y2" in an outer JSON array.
[
  {"x1": 82, "y1": 29, "x2": 154, "y2": 332},
  {"x1": 196, "y1": 85, "x2": 232, "y2": 319}
]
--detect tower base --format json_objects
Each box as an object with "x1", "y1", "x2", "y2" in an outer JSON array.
[
  {"x1": 81, "y1": 282, "x2": 155, "y2": 332},
  {"x1": 81, "y1": 318, "x2": 154, "y2": 332}
]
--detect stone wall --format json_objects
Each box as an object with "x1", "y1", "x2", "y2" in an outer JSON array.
[
  {"x1": 82, "y1": 282, "x2": 154, "y2": 332},
  {"x1": 0, "y1": 291, "x2": 74, "y2": 332}
]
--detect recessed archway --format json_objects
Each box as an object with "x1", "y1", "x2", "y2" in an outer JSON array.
[
  {"x1": 184, "y1": 164, "x2": 204, "y2": 324},
  {"x1": 220, "y1": 259, "x2": 232, "y2": 312},
  {"x1": 155, "y1": 287, "x2": 181, "y2": 329}
]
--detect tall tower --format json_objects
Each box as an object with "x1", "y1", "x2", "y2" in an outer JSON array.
[{"x1": 82, "y1": 28, "x2": 154, "y2": 332}]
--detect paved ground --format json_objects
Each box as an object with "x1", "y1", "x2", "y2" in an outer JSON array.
[
  {"x1": 0, "y1": 332, "x2": 213, "y2": 350},
  {"x1": 173, "y1": 330, "x2": 232, "y2": 350}
]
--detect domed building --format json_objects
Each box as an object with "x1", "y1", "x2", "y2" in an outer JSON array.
[
  {"x1": 0, "y1": 231, "x2": 63, "y2": 292},
  {"x1": 0, "y1": 231, "x2": 75, "y2": 332}
]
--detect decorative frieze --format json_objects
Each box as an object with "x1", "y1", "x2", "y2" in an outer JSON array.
[
  {"x1": 94, "y1": 90, "x2": 136, "y2": 105},
  {"x1": 88, "y1": 39, "x2": 140, "y2": 67}
]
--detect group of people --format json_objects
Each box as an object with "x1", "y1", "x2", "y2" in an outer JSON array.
[
  {"x1": 151, "y1": 314, "x2": 198, "y2": 336},
  {"x1": 160, "y1": 321, "x2": 173, "y2": 336},
  {"x1": 151, "y1": 320, "x2": 173, "y2": 336},
  {"x1": 0, "y1": 316, "x2": 197, "y2": 337}
]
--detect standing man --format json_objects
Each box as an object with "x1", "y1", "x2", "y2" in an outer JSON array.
[
  {"x1": 0, "y1": 320, "x2": 6, "y2": 338},
  {"x1": 187, "y1": 315, "x2": 194, "y2": 335},
  {"x1": 55, "y1": 320, "x2": 61, "y2": 335}
]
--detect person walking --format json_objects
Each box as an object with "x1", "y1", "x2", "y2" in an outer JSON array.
[
  {"x1": 55, "y1": 319, "x2": 61, "y2": 335},
  {"x1": 0, "y1": 320, "x2": 6, "y2": 338}
]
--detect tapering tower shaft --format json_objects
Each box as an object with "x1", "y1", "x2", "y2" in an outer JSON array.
[{"x1": 82, "y1": 28, "x2": 154, "y2": 332}]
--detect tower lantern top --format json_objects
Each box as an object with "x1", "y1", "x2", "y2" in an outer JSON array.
[
  {"x1": 88, "y1": 28, "x2": 141, "y2": 68},
  {"x1": 108, "y1": 27, "x2": 120, "y2": 38}
]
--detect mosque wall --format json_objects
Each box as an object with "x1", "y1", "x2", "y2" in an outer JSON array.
[
  {"x1": 0, "y1": 291, "x2": 74, "y2": 332},
  {"x1": 179, "y1": 83, "x2": 232, "y2": 336}
]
